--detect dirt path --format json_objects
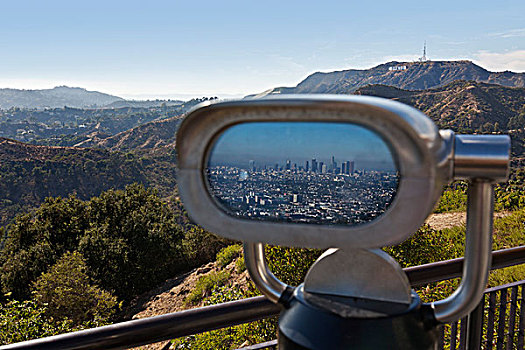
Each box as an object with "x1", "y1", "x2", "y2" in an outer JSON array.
[{"x1": 425, "y1": 211, "x2": 509, "y2": 231}]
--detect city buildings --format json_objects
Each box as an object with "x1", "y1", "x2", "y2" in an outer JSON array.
[{"x1": 207, "y1": 156, "x2": 398, "y2": 225}]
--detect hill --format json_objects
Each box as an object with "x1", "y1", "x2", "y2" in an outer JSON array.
[
  {"x1": 355, "y1": 80, "x2": 525, "y2": 131},
  {"x1": 0, "y1": 98, "x2": 219, "y2": 226},
  {"x1": 75, "y1": 114, "x2": 183, "y2": 152},
  {"x1": 0, "y1": 86, "x2": 124, "y2": 109},
  {"x1": 96, "y1": 81, "x2": 523, "y2": 157},
  {"x1": 253, "y1": 61, "x2": 525, "y2": 96},
  {"x1": 354, "y1": 80, "x2": 525, "y2": 157},
  {"x1": 0, "y1": 138, "x2": 177, "y2": 227}
]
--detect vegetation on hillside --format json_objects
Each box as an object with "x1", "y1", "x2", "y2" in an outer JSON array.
[
  {"x1": 434, "y1": 169, "x2": 525, "y2": 215},
  {"x1": 0, "y1": 298, "x2": 94, "y2": 344},
  {"x1": 1, "y1": 176, "x2": 525, "y2": 346},
  {"x1": 0, "y1": 184, "x2": 228, "y2": 344},
  {"x1": 356, "y1": 81, "x2": 525, "y2": 153},
  {"x1": 0, "y1": 138, "x2": 180, "y2": 227}
]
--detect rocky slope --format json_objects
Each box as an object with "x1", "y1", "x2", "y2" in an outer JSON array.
[{"x1": 127, "y1": 256, "x2": 251, "y2": 349}]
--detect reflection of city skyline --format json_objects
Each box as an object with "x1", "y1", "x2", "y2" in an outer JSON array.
[
  {"x1": 245, "y1": 156, "x2": 356, "y2": 175},
  {"x1": 207, "y1": 164, "x2": 398, "y2": 226},
  {"x1": 209, "y1": 154, "x2": 396, "y2": 172}
]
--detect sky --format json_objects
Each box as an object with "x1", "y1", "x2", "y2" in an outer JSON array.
[
  {"x1": 0, "y1": 0, "x2": 524, "y2": 100},
  {"x1": 209, "y1": 122, "x2": 396, "y2": 171}
]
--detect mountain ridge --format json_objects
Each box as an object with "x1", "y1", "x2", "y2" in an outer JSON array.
[
  {"x1": 0, "y1": 86, "x2": 125, "y2": 109},
  {"x1": 251, "y1": 60, "x2": 525, "y2": 97}
]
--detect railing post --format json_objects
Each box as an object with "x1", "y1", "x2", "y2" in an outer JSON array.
[{"x1": 465, "y1": 296, "x2": 484, "y2": 349}]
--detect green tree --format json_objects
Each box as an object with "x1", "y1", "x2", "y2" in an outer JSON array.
[
  {"x1": 182, "y1": 226, "x2": 229, "y2": 267},
  {"x1": 0, "y1": 196, "x2": 89, "y2": 300},
  {"x1": 0, "y1": 184, "x2": 211, "y2": 304},
  {"x1": 32, "y1": 251, "x2": 117, "y2": 326},
  {"x1": 78, "y1": 184, "x2": 187, "y2": 301}
]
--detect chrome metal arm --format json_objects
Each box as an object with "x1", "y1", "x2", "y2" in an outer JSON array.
[
  {"x1": 243, "y1": 242, "x2": 290, "y2": 304},
  {"x1": 432, "y1": 179, "x2": 494, "y2": 323}
]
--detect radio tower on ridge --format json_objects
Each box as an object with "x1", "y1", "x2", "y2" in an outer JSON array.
[{"x1": 419, "y1": 42, "x2": 428, "y2": 62}]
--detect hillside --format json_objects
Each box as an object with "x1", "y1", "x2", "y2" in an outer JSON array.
[
  {"x1": 0, "y1": 138, "x2": 177, "y2": 227},
  {"x1": 125, "y1": 208, "x2": 525, "y2": 349},
  {"x1": 88, "y1": 81, "x2": 525, "y2": 155},
  {"x1": 75, "y1": 114, "x2": 183, "y2": 152},
  {"x1": 89, "y1": 80, "x2": 523, "y2": 156},
  {"x1": 0, "y1": 86, "x2": 124, "y2": 109},
  {"x1": 0, "y1": 99, "x2": 218, "y2": 226},
  {"x1": 354, "y1": 80, "x2": 525, "y2": 156},
  {"x1": 254, "y1": 61, "x2": 525, "y2": 96},
  {"x1": 355, "y1": 80, "x2": 525, "y2": 131}
]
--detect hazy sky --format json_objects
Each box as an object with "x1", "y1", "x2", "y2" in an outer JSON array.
[
  {"x1": 209, "y1": 122, "x2": 396, "y2": 170},
  {"x1": 1, "y1": 0, "x2": 524, "y2": 99}
]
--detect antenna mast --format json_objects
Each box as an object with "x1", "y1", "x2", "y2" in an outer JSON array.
[{"x1": 419, "y1": 42, "x2": 428, "y2": 62}]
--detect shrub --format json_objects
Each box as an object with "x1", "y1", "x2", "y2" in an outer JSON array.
[
  {"x1": 174, "y1": 286, "x2": 276, "y2": 349},
  {"x1": 185, "y1": 271, "x2": 231, "y2": 306},
  {"x1": 182, "y1": 226, "x2": 229, "y2": 268},
  {"x1": 0, "y1": 196, "x2": 89, "y2": 300},
  {"x1": 0, "y1": 183, "x2": 230, "y2": 308},
  {"x1": 32, "y1": 251, "x2": 118, "y2": 326},
  {"x1": 385, "y1": 224, "x2": 458, "y2": 268},
  {"x1": 216, "y1": 244, "x2": 242, "y2": 268},
  {"x1": 492, "y1": 210, "x2": 525, "y2": 249},
  {"x1": 488, "y1": 265, "x2": 525, "y2": 287},
  {"x1": 0, "y1": 298, "x2": 83, "y2": 345},
  {"x1": 416, "y1": 279, "x2": 459, "y2": 303},
  {"x1": 235, "y1": 257, "x2": 246, "y2": 273},
  {"x1": 0, "y1": 184, "x2": 191, "y2": 303},
  {"x1": 434, "y1": 184, "x2": 467, "y2": 214},
  {"x1": 266, "y1": 246, "x2": 322, "y2": 286}
]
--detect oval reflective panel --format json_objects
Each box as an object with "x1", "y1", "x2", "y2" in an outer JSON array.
[{"x1": 206, "y1": 122, "x2": 399, "y2": 226}]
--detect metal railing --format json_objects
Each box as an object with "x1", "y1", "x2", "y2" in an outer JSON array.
[
  {"x1": 436, "y1": 280, "x2": 525, "y2": 350},
  {"x1": 2, "y1": 245, "x2": 525, "y2": 350},
  {"x1": 236, "y1": 340, "x2": 278, "y2": 350}
]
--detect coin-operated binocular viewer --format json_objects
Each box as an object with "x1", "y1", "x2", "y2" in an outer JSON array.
[{"x1": 176, "y1": 96, "x2": 510, "y2": 349}]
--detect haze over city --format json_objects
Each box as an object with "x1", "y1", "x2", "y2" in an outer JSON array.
[{"x1": 209, "y1": 122, "x2": 397, "y2": 171}]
